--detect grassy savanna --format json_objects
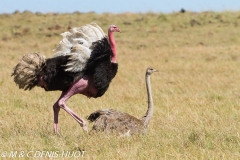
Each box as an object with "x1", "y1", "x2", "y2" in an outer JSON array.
[{"x1": 1, "y1": 10, "x2": 240, "y2": 159}]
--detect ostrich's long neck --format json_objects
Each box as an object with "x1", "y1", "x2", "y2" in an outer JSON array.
[
  {"x1": 141, "y1": 73, "x2": 154, "y2": 127},
  {"x1": 108, "y1": 30, "x2": 117, "y2": 63}
]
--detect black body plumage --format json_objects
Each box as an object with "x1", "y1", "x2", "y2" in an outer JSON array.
[
  {"x1": 40, "y1": 55, "x2": 76, "y2": 91},
  {"x1": 38, "y1": 37, "x2": 118, "y2": 96},
  {"x1": 85, "y1": 37, "x2": 118, "y2": 97}
]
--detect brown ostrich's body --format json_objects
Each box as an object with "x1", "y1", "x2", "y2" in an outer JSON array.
[
  {"x1": 88, "y1": 109, "x2": 147, "y2": 135},
  {"x1": 88, "y1": 67, "x2": 158, "y2": 135}
]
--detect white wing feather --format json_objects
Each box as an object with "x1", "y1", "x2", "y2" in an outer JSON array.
[
  {"x1": 53, "y1": 23, "x2": 106, "y2": 73},
  {"x1": 65, "y1": 44, "x2": 91, "y2": 72}
]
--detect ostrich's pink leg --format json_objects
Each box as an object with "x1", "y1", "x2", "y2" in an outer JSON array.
[
  {"x1": 54, "y1": 102, "x2": 88, "y2": 133},
  {"x1": 53, "y1": 77, "x2": 90, "y2": 133}
]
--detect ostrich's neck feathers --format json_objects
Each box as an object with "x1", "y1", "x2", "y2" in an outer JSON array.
[
  {"x1": 108, "y1": 30, "x2": 117, "y2": 63},
  {"x1": 141, "y1": 72, "x2": 154, "y2": 127}
]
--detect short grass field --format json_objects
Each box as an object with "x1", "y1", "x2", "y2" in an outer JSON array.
[{"x1": 1, "y1": 10, "x2": 240, "y2": 159}]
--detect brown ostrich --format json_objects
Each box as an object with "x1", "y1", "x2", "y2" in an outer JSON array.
[
  {"x1": 12, "y1": 23, "x2": 121, "y2": 133},
  {"x1": 87, "y1": 67, "x2": 158, "y2": 135}
]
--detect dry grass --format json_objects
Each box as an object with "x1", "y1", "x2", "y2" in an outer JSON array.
[{"x1": 0, "y1": 11, "x2": 240, "y2": 159}]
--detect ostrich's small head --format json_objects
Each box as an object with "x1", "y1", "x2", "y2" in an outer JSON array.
[
  {"x1": 108, "y1": 24, "x2": 121, "y2": 33},
  {"x1": 146, "y1": 67, "x2": 158, "y2": 75}
]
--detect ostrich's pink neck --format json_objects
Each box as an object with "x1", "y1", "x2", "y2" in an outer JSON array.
[
  {"x1": 108, "y1": 30, "x2": 117, "y2": 63},
  {"x1": 37, "y1": 76, "x2": 47, "y2": 89}
]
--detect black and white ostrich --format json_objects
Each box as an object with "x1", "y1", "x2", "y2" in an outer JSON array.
[{"x1": 12, "y1": 23, "x2": 121, "y2": 133}]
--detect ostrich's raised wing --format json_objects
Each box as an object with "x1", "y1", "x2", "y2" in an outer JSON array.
[{"x1": 53, "y1": 23, "x2": 106, "y2": 73}]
